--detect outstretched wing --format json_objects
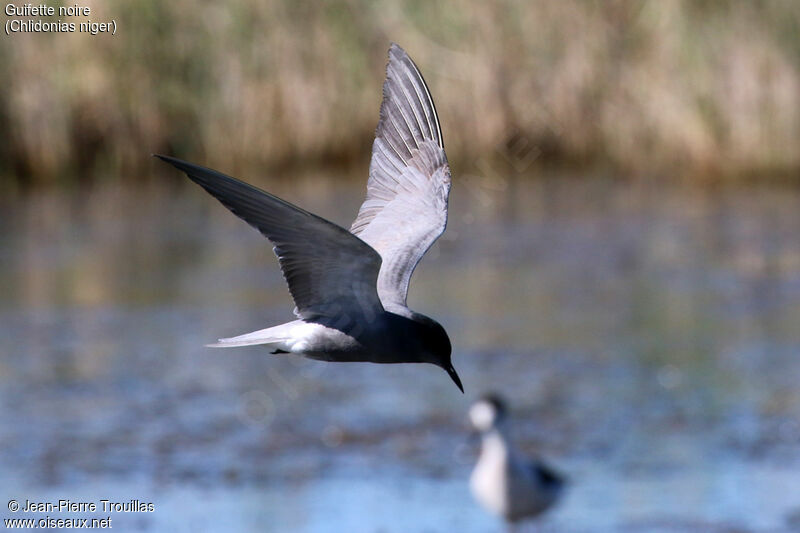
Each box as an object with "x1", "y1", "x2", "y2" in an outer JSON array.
[
  {"x1": 350, "y1": 43, "x2": 451, "y2": 311},
  {"x1": 156, "y1": 155, "x2": 384, "y2": 329}
]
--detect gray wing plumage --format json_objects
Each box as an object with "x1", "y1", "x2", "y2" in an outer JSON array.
[
  {"x1": 350, "y1": 43, "x2": 451, "y2": 310},
  {"x1": 156, "y1": 155, "x2": 384, "y2": 327}
]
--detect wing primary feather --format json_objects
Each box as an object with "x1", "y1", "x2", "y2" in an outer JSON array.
[
  {"x1": 407, "y1": 59, "x2": 442, "y2": 148},
  {"x1": 388, "y1": 62, "x2": 430, "y2": 143},
  {"x1": 387, "y1": 70, "x2": 427, "y2": 146},
  {"x1": 384, "y1": 103, "x2": 415, "y2": 158},
  {"x1": 386, "y1": 82, "x2": 420, "y2": 149}
]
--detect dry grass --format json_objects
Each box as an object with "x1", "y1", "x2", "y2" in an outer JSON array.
[{"x1": 2, "y1": 0, "x2": 800, "y2": 186}]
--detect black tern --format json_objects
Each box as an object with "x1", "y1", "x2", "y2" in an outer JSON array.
[
  {"x1": 470, "y1": 394, "x2": 566, "y2": 523},
  {"x1": 156, "y1": 44, "x2": 462, "y2": 392}
]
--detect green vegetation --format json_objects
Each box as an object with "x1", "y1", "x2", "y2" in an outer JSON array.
[{"x1": 2, "y1": 0, "x2": 799, "y2": 186}]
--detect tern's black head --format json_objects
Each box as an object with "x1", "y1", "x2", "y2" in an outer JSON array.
[{"x1": 417, "y1": 318, "x2": 462, "y2": 393}]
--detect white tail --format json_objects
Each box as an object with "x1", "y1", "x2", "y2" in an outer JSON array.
[{"x1": 205, "y1": 325, "x2": 292, "y2": 349}]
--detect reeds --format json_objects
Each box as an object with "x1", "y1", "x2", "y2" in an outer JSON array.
[{"x1": 2, "y1": 0, "x2": 799, "y2": 186}]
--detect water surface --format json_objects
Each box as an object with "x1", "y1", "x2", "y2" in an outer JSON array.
[{"x1": 1, "y1": 175, "x2": 799, "y2": 531}]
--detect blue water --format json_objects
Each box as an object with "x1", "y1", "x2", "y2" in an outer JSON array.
[{"x1": 1, "y1": 177, "x2": 799, "y2": 531}]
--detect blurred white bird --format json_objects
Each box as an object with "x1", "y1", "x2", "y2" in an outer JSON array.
[{"x1": 469, "y1": 394, "x2": 566, "y2": 529}]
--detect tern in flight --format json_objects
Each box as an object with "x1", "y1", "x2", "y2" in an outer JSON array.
[{"x1": 157, "y1": 44, "x2": 462, "y2": 392}]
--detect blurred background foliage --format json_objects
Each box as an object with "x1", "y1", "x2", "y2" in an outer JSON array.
[{"x1": 1, "y1": 0, "x2": 800, "y2": 188}]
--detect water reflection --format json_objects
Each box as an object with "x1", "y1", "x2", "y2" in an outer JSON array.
[{"x1": 1, "y1": 176, "x2": 799, "y2": 531}]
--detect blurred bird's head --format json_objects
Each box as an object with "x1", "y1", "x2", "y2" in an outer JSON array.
[{"x1": 469, "y1": 393, "x2": 508, "y2": 432}]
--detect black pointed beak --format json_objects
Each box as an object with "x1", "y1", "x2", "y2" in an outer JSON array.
[{"x1": 445, "y1": 364, "x2": 464, "y2": 393}]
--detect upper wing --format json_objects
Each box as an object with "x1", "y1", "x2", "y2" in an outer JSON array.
[
  {"x1": 156, "y1": 155, "x2": 384, "y2": 329},
  {"x1": 350, "y1": 43, "x2": 451, "y2": 311}
]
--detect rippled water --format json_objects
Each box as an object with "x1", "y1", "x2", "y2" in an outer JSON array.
[{"x1": 1, "y1": 175, "x2": 800, "y2": 532}]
